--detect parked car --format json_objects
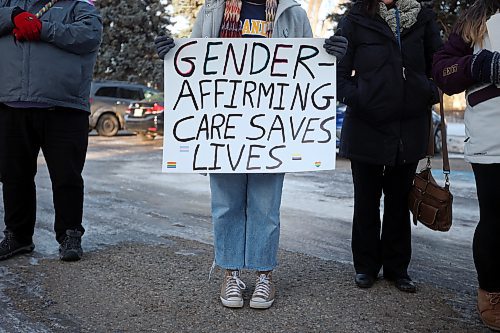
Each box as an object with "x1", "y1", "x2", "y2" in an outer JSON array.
[
  {"x1": 336, "y1": 103, "x2": 346, "y2": 148},
  {"x1": 431, "y1": 109, "x2": 445, "y2": 154},
  {"x1": 336, "y1": 104, "x2": 446, "y2": 153},
  {"x1": 125, "y1": 93, "x2": 164, "y2": 140},
  {"x1": 89, "y1": 81, "x2": 159, "y2": 137}
]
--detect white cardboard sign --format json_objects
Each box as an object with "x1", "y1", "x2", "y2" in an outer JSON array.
[
  {"x1": 162, "y1": 38, "x2": 336, "y2": 173},
  {"x1": 487, "y1": 13, "x2": 500, "y2": 52}
]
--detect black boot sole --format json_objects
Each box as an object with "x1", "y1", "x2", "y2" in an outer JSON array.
[
  {"x1": 59, "y1": 249, "x2": 82, "y2": 262},
  {"x1": 0, "y1": 244, "x2": 35, "y2": 261}
]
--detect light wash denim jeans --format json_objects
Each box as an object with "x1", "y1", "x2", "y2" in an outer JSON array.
[{"x1": 210, "y1": 173, "x2": 285, "y2": 271}]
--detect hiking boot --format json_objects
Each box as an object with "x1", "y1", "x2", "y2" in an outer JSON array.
[
  {"x1": 220, "y1": 270, "x2": 246, "y2": 308},
  {"x1": 0, "y1": 231, "x2": 34, "y2": 261},
  {"x1": 59, "y1": 230, "x2": 83, "y2": 262},
  {"x1": 478, "y1": 288, "x2": 500, "y2": 331},
  {"x1": 250, "y1": 271, "x2": 275, "y2": 309}
]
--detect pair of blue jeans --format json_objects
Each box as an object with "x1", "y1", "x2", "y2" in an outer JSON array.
[{"x1": 210, "y1": 173, "x2": 285, "y2": 271}]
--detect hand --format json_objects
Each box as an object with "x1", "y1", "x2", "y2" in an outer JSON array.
[
  {"x1": 471, "y1": 49, "x2": 500, "y2": 85},
  {"x1": 12, "y1": 11, "x2": 42, "y2": 41},
  {"x1": 155, "y1": 36, "x2": 175, "y2": 60},
  {"x1": 324, "y1": 35, "x2": 348, "y2": 61}
]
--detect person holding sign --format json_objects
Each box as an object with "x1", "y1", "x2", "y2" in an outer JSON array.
[
  {"x1": 0, "y1": 0, "x2": 102, "y2": 261},
  {"x1": 155, "y1": 0, "x2": 347, "y2": 309},
  {"x1": 432, "y1": 1, "x2": 500, "y2": 330},
  {"x1": 336, "y1": 0, "x2": 442, "y2": 292}
]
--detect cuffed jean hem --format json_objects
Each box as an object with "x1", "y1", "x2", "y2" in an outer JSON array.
[{"x1": 214, "y1": 262, "x2": 277, "y2": 271}]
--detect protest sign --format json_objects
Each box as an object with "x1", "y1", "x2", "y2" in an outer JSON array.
[
  {"x1": 162, "y1": 38, "x2": 336, "y2": 173},
  {"x1": 487, "y1": 13, "x2": 500, "y2": 51}
]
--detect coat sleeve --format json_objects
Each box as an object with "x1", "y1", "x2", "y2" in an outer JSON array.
[
  {"x1": 302, "y1": 10, "x2": 313, "y2": 38},
  {"x1": 39, "y1": 2, "x2": 102, "y2": 55},
  {"x1": 336, "y1": 17, "x2": 358, "y2": 108},
  {"x1": 423, "y1": 11, "x2": 443, "y2": 104},
  {"x1": 190, "y1": 5, "x2": 206, "y2": 38},
  {"x1": 0, "y1": 2, "x2": 15, "y2": 37},
  {"x1": 432, "y1": 33, "x2": 475, "y2": 95}
]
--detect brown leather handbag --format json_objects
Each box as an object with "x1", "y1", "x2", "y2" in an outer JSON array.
[{"x1": 408, "y1": 90, "x2": 453, "y2": 232}]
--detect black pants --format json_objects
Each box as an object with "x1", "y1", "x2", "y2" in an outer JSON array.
[
  {"x1": 471, "y1": 163, "x2": 500, "y2": 292},
  {"x1": 350, "y1": 160, "x2": 418, "y2": 279},
  {"x1": 0, "y1": 105, "x2": 88, "y2": 244}
]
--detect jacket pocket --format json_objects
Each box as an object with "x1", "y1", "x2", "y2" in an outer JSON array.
[
  {"x1": 354, "y1": 73, "x2": 401, "y2": 123},
  {"x1": 404, "y1": 70, "x2": 434, "y2": 116},
  {"x1": 29, "y1": 43, "x2": 83, "y2": 101}
]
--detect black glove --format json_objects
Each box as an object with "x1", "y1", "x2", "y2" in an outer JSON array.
[
  {"x1": 323, "y1": 35, "x2": 348, "y2": 61},
  {"x1": 471, "y1": 49, "x2": 500, "y2": 85},
  {"x1": 155, "y1": 36, "x2": 175, "y2": 60}
]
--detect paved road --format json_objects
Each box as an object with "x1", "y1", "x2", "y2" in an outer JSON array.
[{"x1": 0, "y1": 133, "x2": 486, "y2": 332}]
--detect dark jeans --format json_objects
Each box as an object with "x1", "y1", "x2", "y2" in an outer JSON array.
[
  {"x1": 471, "y1": 163, "x2": 500, "y2": 292},
  {"x1": 0, "y1": 105, "x2": 88, "y2": 244},
  {"x1": 350, "y1": 160, "x2": 418, "y2": 279}
]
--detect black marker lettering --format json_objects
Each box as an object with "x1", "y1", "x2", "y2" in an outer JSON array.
[
  {"x1": 174, "y1": 40, "x2": 198, "y2": 77},
  {"x1": 267, "y1": 145, "x2": 286, "y2": 170},
  {"x1": 293, "y1": 45, "x2": 319, "y2": 79},
  {"x1": 204, "y1": 41, "x2": 223, "y2": 75},
  {"x1": 312, "y1": 83, "x2": 335, "y2": 110},
  {"x1": 173, "y1": 116, "x2": 195, "y2": 142},
  {"x1": 250, "y1": 42, "x2": 270, "y2": 75},
  {"x1": 173, "y1": 80, "x2": 199, "y2": 111},
  {"x1": 246, "y1": 145, "x2": 265, "y2": 170}
]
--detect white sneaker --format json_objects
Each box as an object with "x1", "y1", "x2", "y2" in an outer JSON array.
[
  {"x1": 220, "y1": 270, "x2": 246, "y2": 308},
  {"x1": 250, "y1": 271, "x2": 275, "y2": 309}
]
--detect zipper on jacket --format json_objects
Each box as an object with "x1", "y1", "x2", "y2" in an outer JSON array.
[
  {"x1": 212, "y1": 5, "x2": 215, "y2": 38},
  {"x1": 395, "y1": 7, "x2": 406, "y2": 81},
  {"x1": 395, "y1": 6, "x2": 406, "y2": 163}
]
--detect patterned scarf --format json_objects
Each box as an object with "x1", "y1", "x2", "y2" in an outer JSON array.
[
  {"x1": 379, "y1": 0, "x2": 421, "y2": 36},
  {"x1": 35, "y1": 0, "x2": 94, "y2": 18},
  {"x1": 219, "y1": 0, "x2": 278, "y2": 38}
]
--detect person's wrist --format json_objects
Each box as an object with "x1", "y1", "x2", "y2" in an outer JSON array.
[{"x1": 11, "y1": 7, "x2": 25, "y2": 22}]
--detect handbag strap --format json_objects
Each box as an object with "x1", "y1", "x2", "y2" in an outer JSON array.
[
  {"x1": 438, "y1": 90, "x2": 450, "y2": 175},
  {"x1": 426, "y1": 89, "x2": 450, "y2": 184}
]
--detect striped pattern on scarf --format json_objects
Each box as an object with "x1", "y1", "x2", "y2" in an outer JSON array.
[
  {"x1": 219, "y1": 0, "x2": 278, "y2": 38},
  {"x1": 35, "y1": 0, "x2": 59, "y2": 18},
  {"x1": 35, "y1": 0, "x2": 95, "y2": 18}
]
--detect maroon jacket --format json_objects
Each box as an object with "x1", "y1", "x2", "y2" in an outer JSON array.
[{"x1": 432, "y1": 33, "x2": 476, "y2": 95}]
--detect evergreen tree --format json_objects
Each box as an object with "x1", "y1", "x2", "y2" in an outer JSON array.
[{"x1": 93, "y1": 0, "x2": 171, "y2": 89}]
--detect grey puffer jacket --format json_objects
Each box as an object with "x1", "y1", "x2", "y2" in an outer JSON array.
[
  {"x1": 191, "y1": 0, "x2": 313, "y2": 39},
  {"x1": 0, "y1": 0, "x2": 102, "y2": 112}
]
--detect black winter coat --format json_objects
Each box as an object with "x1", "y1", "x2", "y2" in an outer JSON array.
[{"x1": 337, "y1": 3, "x2": 442, "y2": 165}]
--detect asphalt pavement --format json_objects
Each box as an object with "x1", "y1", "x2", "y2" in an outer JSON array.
[{"x1": 0, "y1": 131, "x2": 490, "y2": 333}]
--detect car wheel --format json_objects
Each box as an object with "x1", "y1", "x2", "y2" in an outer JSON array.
[
  {"x1": 434, "y1": 128, "x2": 442, "y2": 154},
  {"x1": 138, "y1": 133, "x2": 156, "y2": 141},
  {"x1": 96, "y1": 114, "x2": 119, "y2": 137}
]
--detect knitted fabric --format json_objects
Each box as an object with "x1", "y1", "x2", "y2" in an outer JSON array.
[
  {"x1": 472, "y1": 49, "x2": 500, "y2": 85},
  {"x1": 35, "y1": 0, "x2": 94, "y2": 18},
  {"x1": 379, "y1": 0, "x2": 421, "y2": 36},
  {"x1": 219, "y1": 0, "x2": 278, "y2": 38},
  {"x1": 35, "y1": 0, "x2": 59, "y2": 18}
]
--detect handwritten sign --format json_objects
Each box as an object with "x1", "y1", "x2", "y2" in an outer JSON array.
[
  {"x1": 162, "y1": 38, "x2": 336, "y2": 173},
  {"x1": 487, "y1": 13, "x2": 500, "y2": 52}
]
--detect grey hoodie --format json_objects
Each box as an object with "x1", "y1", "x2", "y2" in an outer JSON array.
[
  {"x1": 191, "y1": 0, "x2": 313, "y2": 39},
  {"x1": 0, "y1": 0, "x2": 102, "y2": 112}
]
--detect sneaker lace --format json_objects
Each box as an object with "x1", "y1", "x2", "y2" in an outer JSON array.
[
  {"x1": 226, "y1": 271, "x2": 246, "y2": 297},
  {"x1": 489, "y1": 292, "x2": 500, "y2": 305},
  {"x1": 253, "y1": 274, "x2": 271, "y2": 299},
  {"x1": 61, "y1": 234, "x2": 80, "y2": 250}
]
